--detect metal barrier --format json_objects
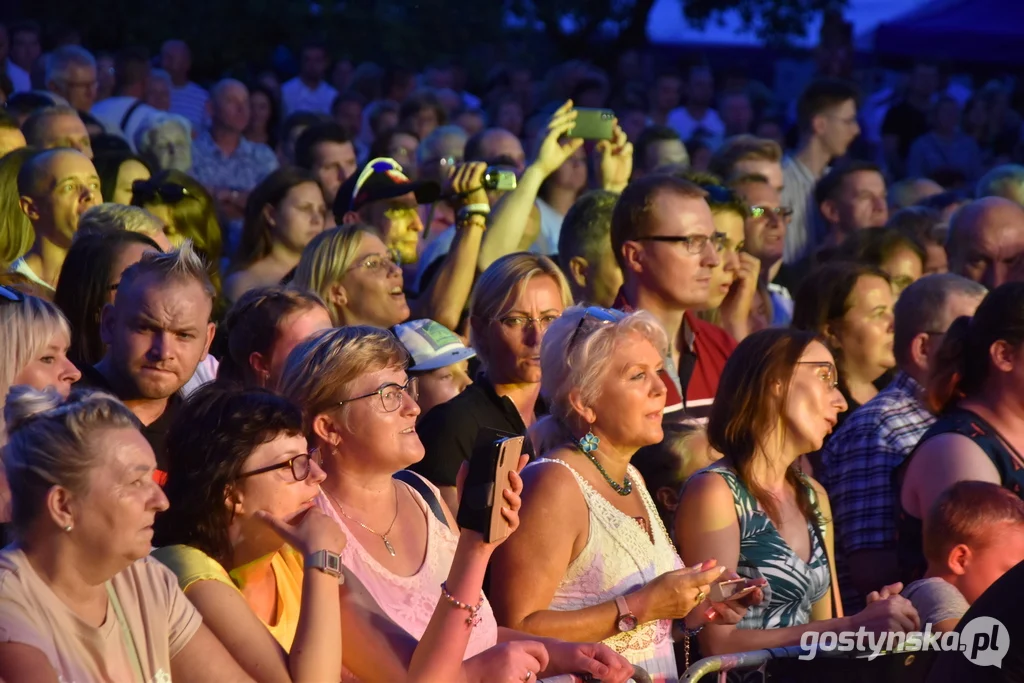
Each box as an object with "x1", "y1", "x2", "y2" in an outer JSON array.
[{"x1": 680, "y1": 644, "x2": 934, "y2": 683}]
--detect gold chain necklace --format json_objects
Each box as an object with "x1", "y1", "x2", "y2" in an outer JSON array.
[{"x1": 324, "y1": 481, "x2": 400, "y2": 557}]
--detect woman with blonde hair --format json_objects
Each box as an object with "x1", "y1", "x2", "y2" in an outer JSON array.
[
  {"x1": 0, "y1": 388, "x2": 251, "y2": 682},
  {"x1": 0, "y1": 147, "x2": 38, "y2": 269},
  {"x1": 279, "y1": 325, "x2": 634, "y2": 683},
  {"x1": 292, "y1": 223, "x2": 410, "y2": 328},
  {"x1": 414, "y1": 252, "x2": 573, "y2": 512},
  {"x1": 490, "y1": 306, "x2": 762, "y2": 680}
]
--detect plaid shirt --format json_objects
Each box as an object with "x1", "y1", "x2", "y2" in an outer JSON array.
[{"x1": 818, "y1": 371, "x2": 935, "y2": 611}]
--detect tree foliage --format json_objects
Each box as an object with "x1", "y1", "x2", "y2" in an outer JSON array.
[{"x1": 682, "y1": 0, "x2": 848, "y2": 44}]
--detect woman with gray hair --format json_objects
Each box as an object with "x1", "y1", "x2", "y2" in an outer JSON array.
[
  {"x1": 0, "y1": 387, "x2": 252, "y2": 681},
  {"x1": 489, "y1": 306, "x2": 765, "y2": 680}
]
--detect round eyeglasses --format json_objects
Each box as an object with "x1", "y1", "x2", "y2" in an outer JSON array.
[
  {"x1": 237, "y1": 447, "x2": 322, "y2": 482},
  {"x1": 338, "y1": 377, "x2": 419, "y2": 413}
]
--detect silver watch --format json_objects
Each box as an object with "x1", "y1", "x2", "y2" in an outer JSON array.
[{"x1": 306, "y1": 549, "x2": 344, "y2": 582}]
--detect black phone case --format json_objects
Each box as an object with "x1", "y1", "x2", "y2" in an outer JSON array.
[{"x1": 456, "y1": 428, "x2": 517, "y2": 539}]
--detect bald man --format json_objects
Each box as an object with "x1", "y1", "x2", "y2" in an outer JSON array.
[
  {"x1": 190, "y1": 79, "x2": 278, "y2": 220},
  {"x1": 12, "y1": 149, "x2": 101, "y2": 289},
  {"x1": 161, "y1": 39, "x2": 208, "y2": 130},
  {"x1": 947, "y1": 197, "x2": 1024, "y2": 289}
]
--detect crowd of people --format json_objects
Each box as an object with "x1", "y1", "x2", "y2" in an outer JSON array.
[{"x1": 2, "y1": 21, "x2": 1024, "y2": 683}]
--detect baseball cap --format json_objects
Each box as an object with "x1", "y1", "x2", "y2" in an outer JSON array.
[
  {"x1": 392, "y1": 319, "x2": 476, "y2": 372},
  {"x1": 334, "y1": 157, "x2": 441, "y2": 219}
]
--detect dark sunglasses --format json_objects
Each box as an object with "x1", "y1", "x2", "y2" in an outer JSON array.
[
  {"x1": 568, "y1": 306, "x2": 626, "y2": 351},
  {"x1": 0, "y1": 285, "x2": 26, "y2": 304},
  {"x1": 132, "y1": 180, "x2": 192, "y2": 204}
]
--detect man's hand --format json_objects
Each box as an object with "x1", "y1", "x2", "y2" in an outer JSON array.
[
  {"x1": 594, "y1": 122, "x2": 633, "y2": 193},
  {"x1": 443, "y1": 161, "x2": 489, "y2": 210},
  {"x1": 213, "y1": 187, "x2": 246, "y2": 221},
  {"x1": 533, "y1": 100, "x2": 584, "y2": 177}
]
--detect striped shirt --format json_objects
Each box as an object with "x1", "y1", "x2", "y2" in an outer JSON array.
[
  {"x1": 169, "y1": 81, "x2": 209, "y2": 131},
  {"x1": 780, "y1": 156, "x2": 823, "y2": 265},
  {"x1": 818, "y1": 371, "x2": 935, "y2": 614}
]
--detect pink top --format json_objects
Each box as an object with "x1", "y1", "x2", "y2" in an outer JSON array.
[{"x1": 315, "y1": 473, "x2": 498, "y2": 682}]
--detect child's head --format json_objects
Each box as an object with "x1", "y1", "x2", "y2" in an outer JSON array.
[
  {"x1": 923, "y1": 481, "x2": 1024, "y2": 603},
  {"x1": 631, "y1": 423, "x2": 717, "y2": 526}
]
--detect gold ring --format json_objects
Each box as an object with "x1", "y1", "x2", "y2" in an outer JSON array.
[{"x1": 695, "y1": 589, "x2": 707, "y2": 605}]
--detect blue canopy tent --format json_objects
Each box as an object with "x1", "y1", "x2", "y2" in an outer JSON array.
[{"x1": 872, "y1": 0, "x2": 1024, "y2": 64}]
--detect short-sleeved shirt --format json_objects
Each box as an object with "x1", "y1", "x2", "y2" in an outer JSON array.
[
  {"x1": 168, "y1": 82, "x2": 209, "y2": 131},
  {"x1": 780, "y1": 156, "x2": 823, "y2": 266},
  {"x1": 151, "y1": 544, "x2": 304, "y2": 652},
  {"x1": 280, "y1": 77, "x2": 338, "y2": 117},
  {"x1": 73, "y1": 364, "x2": 182, "y2": 478},
  {"x1": 412, "y1": 376, "x2": 537, "y2": 487},
  {"x1": 902, "y1": 577, "x2": 970, "y2": 627},
  {"x1": 190, "y1": 129, "x2": 278, "y2": 192},
  {"x1": 0, "y1": 548, "x2": 201, "y2": 683}
]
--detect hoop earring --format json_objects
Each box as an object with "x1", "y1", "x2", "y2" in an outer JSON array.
[{"x1": 577, "y1": 429, "x2": 599, "y2": 454}]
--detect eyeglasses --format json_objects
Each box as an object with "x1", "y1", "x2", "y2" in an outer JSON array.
[
  {"x1": 568, "y1": 306, "x2": 626, "y2": 350},
  {"x1": 0, "y1": 285, "x2": 26, "y2": 304},
  {"x1": 494, "y1": 313, "x2": 561, "y2": 332},
  {"x1": 237, "y1": 447, "x2": 322, "y2": 482},
  {"x1": 348, "y1": 249, "x2": 402, "y2": 273},
  {"x1": 132, "y1": 180, "x2": 192, "y2": 204},
  {"x1": 797, "y1": 361, "x2": 839, "y2": 390},
  {"x1": 338, "y1": 377, "x2": 419, "y2": 413},
  {"x1": 749, "y1": 205, "x2": 794, "y2": 220},
  {"x1": 637, "y1": 232, "x2": 727, "y2": 254}
]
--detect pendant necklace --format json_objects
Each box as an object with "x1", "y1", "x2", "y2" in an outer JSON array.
[{"x1": 325, "y1": 481, "x2": 400, "y2": 556}]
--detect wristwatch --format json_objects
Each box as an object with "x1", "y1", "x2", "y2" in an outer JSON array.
[
  {"x1": 306, "y1": 549, "x2": 344, "y2": 582},
  {"x1": 615, "y1": 595, "x2": 638, "y2": 632}
]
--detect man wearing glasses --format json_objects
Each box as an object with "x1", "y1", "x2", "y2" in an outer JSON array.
[{"x1": 610, "y1": 174, "x2": 737, "y2": 420}]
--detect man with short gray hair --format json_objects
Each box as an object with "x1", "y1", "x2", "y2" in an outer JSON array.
[
  {"x1": 75, "y1": 240, "x2": 216, "y2": 478},
  {"x1": 976, "y1": 164, "x2": 1024, "y2": 206},
  {"x1": 76, "y1": 203, "x2": 171, "y2": 250},
  {"x1": 819, "y1": 273, "x2": 987, "y2": 615},
  {"x1": 45, "y1": 45, "x2": 98, "y2": 112}
]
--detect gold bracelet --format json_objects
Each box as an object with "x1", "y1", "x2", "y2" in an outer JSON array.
[{"x1": 440, "y1": 581, "x2": 484, "y2": 627}]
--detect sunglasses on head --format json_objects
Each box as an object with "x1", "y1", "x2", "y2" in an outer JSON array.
[
  {"x1": 0, "y1": 285, "x2": 26, "y2": 304},
  {"x1": 568, "y1": 306, "x2": 626, "y2": 351},
  {"x1": 132, "y1": 180, "x2": 192, "y2": 204}
]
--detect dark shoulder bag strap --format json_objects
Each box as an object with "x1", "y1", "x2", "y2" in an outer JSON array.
[
  {"x1": 120, "y1": 99, "x2": 145, "y2": 131},
  {"x1": 394, "y1": 470, "x2": 450, "y2": 529}
]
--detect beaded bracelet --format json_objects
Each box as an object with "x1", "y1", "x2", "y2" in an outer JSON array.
[{"x1": 440, "y1": 581, "x2": 485, "y2": 628}]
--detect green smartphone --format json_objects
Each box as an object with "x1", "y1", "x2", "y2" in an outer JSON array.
[{"x1": 567, "y1": 108, "x2": 615, "y2": 141}]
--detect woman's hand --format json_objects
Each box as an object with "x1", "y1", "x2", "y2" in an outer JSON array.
[
  {"x1": 542, "y1": 641, "x2": 635, "y2": 683},
  {"x1": 717, "y1": 253, "x2": 761, "y2": 341},
  {"x1": 865, "y1": 582, "x2": 904, "y2": 605},
  {"x1": 464, "y1": 640, "x2": 549, "y2": 683},
  {"x1": 593, "y1": 122, "x2": 633, "y2": 193},
  {"x1": 850, "y1": 593, "x2": 921, "y2": 634},
  {"x1": 685, "y1": 572, "x2": 767, "y2": 628},
  {"x1": 635, "y1": 560, "x2": 728, "y2": 622},
  {"x1": 534, "y1": 101, "x2": 584, "y2": 177},
  {"x1": 254, "y1": 506, "x2": 347, "y2": 557}
]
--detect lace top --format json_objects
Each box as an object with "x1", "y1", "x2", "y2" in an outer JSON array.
[
  {"x1": 537, "y1": 458, "x2": 683, "y2": 683},
  {"x1": 315, "y1": 474, "x2": 498, "y2": 682}
]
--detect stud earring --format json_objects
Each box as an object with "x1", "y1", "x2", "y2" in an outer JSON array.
[{"x1": 63, "y1": 524, "x2": 73, "y2": 532}]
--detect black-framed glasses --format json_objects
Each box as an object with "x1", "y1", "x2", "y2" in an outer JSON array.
[
  {"x1": 749, "y1": 205, "x2": 793, "y2": 220},
  {"x1": 0, "y1": 285, "x2": 26, "y2": 304},
  {"x1": 338, "y1": 377, "x2": 419, "y2": 413},
  {"x1": 637, "y1": 232, "x2": 727, "y2": 254},
  {"x1": 797, "y1": 361, "x2": 839, "y2": 390},
  {"x1": 132, "y1": 180, "x2": 192, "y2": 204},
  {"x1": 568, "y1": 306, "x2": 626, "y2": 351},
  {"x1": 237, "y1": 447, "x2": 322, "y2": 482}
]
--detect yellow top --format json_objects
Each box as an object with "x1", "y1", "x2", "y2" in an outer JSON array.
[{"x1": 152, "y1": 543, "x2": 304, "y2": 652}]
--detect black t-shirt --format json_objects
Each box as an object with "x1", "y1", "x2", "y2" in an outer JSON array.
[
  {"x1": 925, "y1": 558, "x2": 1024, "y2": 682},
  {"x1": 74, "y1": 364, "x2": 182, "y2": 475},
  {"x1": 412, "y1": 377, "x2": 538, "y2": 487},
  {"x1": 882, "y1": 101, "x2": 929, "y2": 160}
]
